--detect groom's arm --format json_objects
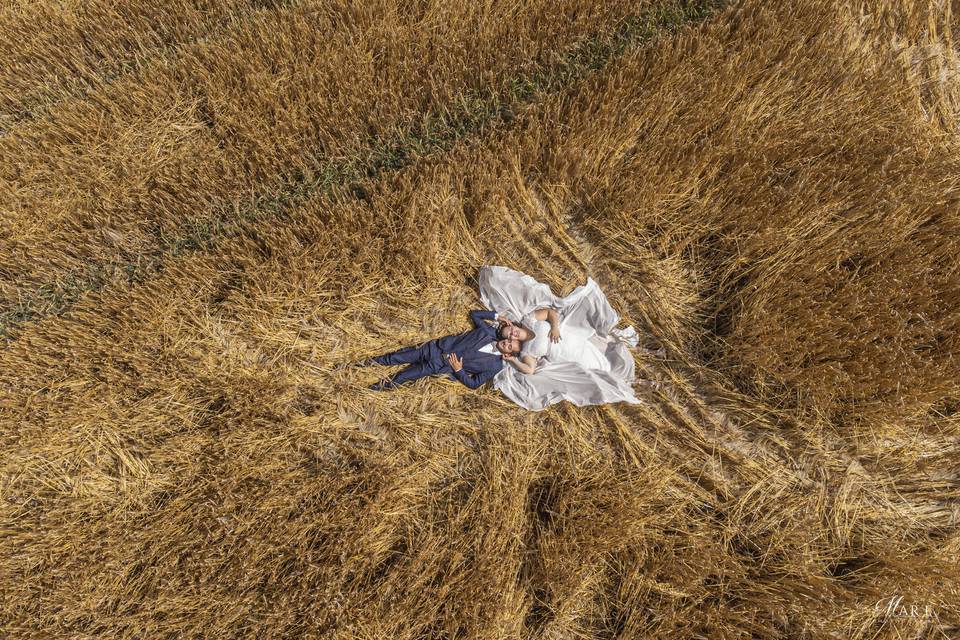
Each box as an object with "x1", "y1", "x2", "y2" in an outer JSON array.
[
  {"x1": 451, "y1": 364, "x2": 497, "y2": 390},
  {"x1": 468, "y1": 309, "x2": 499, "y2": 329}
]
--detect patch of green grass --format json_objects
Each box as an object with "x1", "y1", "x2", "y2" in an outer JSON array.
[{"x1": 0, "y1": 0, "x2": 728, "y2": 343}]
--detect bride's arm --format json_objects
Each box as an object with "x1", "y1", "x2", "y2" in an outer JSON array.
[
  {"x1": 504, "y1": 354, "x2": 538, "y2": 375},
  {"x1": 534, "y1": 308, "x2": 561, "y2": 342}
]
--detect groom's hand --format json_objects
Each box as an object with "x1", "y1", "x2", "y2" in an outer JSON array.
[{"x1": 445, "y1": 352, "x2": 463, "y2": 372}]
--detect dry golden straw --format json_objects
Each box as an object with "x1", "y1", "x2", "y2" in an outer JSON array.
[
  {"x1": 1, "y1": 0, "x2": 958, "y2": 638},
  {"x1": 0, "y1": 0, "x2": 652, "y2": 312}
]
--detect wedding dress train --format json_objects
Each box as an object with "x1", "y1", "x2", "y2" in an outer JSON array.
[{"x1": 478, "y1": 265, "x2": 642, "y2": 411}]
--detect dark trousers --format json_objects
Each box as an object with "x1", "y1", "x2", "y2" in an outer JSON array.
[{"x1": 370, "y1": 342, "x2": 448, "y2": 389}]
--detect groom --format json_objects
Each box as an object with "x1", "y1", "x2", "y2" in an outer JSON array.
[{"x1": 355, "y1": 310, "x2": 523, "y2": 391}]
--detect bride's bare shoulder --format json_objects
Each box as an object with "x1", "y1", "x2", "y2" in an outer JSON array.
[{"x1": 532, "y1": 308, "x2": 555, "y2": 321}]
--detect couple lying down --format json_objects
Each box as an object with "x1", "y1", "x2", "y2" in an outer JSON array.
[{"x1": 349, "y1": 265, "x2": 653, "y2": 411}]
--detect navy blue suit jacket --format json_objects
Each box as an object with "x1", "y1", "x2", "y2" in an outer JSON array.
[{"x1": 435, "y1": 310, "x2": 504, "y2": 389}]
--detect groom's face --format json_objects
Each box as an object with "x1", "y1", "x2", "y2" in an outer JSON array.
[{"x1": 496, "y1": 337, "x2": 521, "y2": 355}]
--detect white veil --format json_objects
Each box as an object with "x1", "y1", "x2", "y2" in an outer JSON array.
[{"x1": 478, "y1": 265, "x2": 643, "y2": 411}]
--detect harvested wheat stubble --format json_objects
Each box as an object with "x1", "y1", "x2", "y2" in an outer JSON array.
[
  {"x1": 0, "y1": 0, "x2": 661, "y2": 315},
  {"x1": 4, "y1": 0, "x2": 960, "y2": 637},
  {"x1": 535, "y1": 0, "x2": 960, "y2": 587},
  {"x1": 1, "y1": 1, "x2": 728, "y2": 637},
  {"x1": 0, "y1": 8, "x2": 712, "y2": 633},
  {"x1": 0, "y1": 1, "x2": 727, "y2": 348},
  {"x1": 0, "y1": 0, "x2": 274, "y2": 126},
  {"x1": 545, "y1": 0, "x2": 960, "y2": 429}
]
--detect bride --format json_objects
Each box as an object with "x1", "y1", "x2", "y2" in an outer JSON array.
[{"x1": 478, "y1": 265, "x2": 645, "y2": 411}]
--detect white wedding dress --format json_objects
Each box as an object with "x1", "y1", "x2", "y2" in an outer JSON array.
[{"x1": 478, "y1": 265, "x2": 642, "y2": 411}]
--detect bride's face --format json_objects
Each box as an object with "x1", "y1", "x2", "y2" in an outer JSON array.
[{"x1": 502, "y1": 324, "x2": 525, "y2": 341}]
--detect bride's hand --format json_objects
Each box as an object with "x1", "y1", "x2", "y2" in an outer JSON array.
[
  {"x1": 502, "y1": 352, "x2": 516, "y2": 361},
  {"x1": 549, "y1": 326, "x2": 561, "y2": 343}
]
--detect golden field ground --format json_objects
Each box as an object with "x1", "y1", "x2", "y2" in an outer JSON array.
[{"x1": 1, "y1": 0, "x2": 959, "y2": 638}]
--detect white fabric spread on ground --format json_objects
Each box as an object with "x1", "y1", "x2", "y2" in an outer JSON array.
[{"x1": 478, "y1": 265, "x2": 641, "y2": 411}]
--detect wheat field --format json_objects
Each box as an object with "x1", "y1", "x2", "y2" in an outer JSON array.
[{"x1": 2, "y1": 0, "x2": 959, "y2": 638}]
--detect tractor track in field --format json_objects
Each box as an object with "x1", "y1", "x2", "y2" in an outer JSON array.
[{"x1": 0, "y1": 0, "x2": 730, "y2": 347}]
